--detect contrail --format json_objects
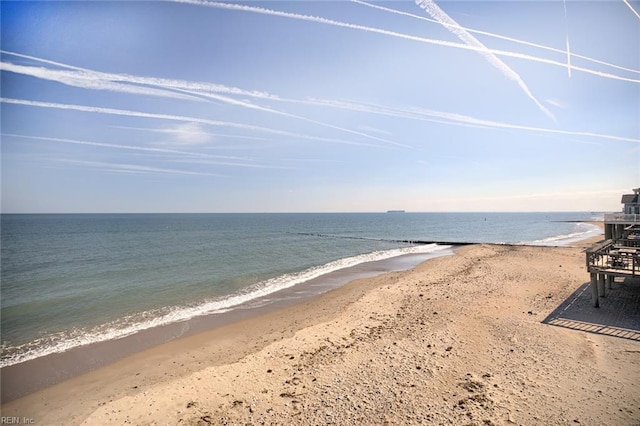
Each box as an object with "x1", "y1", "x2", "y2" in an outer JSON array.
[
  {"x1": 1, "y1": 54, "x2": 404, "y2": 147},
  {"x1": 624, "y1": 0, "x2": 640, "y2": 20},
  {"x1": 562, "y1": 0, "x2": 571, "y2": 77},
  {"x1": 165, "y1": 157, "x2": 297, "y2": 170},
  {"x1": 415, "y1": 0, "x2": 554, "y2": 120},
  {"x1": 171, "y1": 1, "x2": 640, "y2": 85},
  {"x1": 56, "y1": 158, "x2": 226, "y2": 177},
  {"x1": 1, "y1": 52, "x2": 406, "y2": 147},
  {"x1": 0, "y1": 62, "x2": 202, "y2": 102},
  {"x1": 353, "y1": 0, "x2": 639, "y2": 77},
  {"x1": 3, "y1": 54, "x2": 636, "y2": 145},
  {"x1": 1, "y1": 133, "x2": 251, "y2": 160},
  {"x1": 173, "y1": 88, "x2": 408, "y2": 147},
  {"x1": 0, "y1": 98, "x2": 387, "y2": 148},
  {"x1": 1, "y1": 50, "x2": 277, "y2": 100},
  {"x1": 301, "y1": 98, "x2": 500, "y2": 133},
  {"x1": 5, "y1": 90, "x2": 633, "y2": 148},
  {"x1": 302, "y1": 97, "x2": 640, "y2": 144},
  {"x1": 0, "y1": 97, "x2": 286, "y2": 133},
  {"x1": 111, "y1": 125, "x2": 271, "y2": 141},
  {"x1": 3, "y1": 134, "x2": 296, "y2": 170}
]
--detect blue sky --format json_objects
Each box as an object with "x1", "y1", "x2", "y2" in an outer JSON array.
[{"x1": 1, "y1": 0, "x2": 638, "y2": 213}]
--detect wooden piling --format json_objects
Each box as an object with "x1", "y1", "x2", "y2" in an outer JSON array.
[
  {"x1": 597, "y1": 273, "x2": 606, "y2": 298},
  {"x1": 590, "y1": 273, "x2": 599, "y2": 308}
]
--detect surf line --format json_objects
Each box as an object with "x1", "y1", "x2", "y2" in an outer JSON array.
[
  {"x1": 290, "y1": 233, "x2": 582, "y2": 248},
  {"x1": 290, "y1": 232, "x2": 477, "y2": 246}
]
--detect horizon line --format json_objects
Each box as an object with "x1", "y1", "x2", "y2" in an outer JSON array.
[{"x1": 0, "y1": 210, "x2": 610, "y2": 215}]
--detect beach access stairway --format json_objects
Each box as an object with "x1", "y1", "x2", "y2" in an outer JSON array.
[{"x1": 586, "y1": 238, "x2": 640, "y2": 307}]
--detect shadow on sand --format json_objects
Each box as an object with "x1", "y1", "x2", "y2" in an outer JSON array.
[{"x1": 543, "y1": 278, "x2": 640, "y2": 341}]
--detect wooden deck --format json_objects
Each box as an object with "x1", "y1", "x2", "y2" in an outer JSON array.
[
  {"x1": 585, "y1": 238, "x2": 640, "y2": 307},
  {"x1": 586, "y1": 240, "x2": 640, "y2": 277}
]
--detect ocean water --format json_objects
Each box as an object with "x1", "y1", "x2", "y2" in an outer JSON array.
[{"x1": 0, "y1": 212, "x2": 602, "y2": 367}]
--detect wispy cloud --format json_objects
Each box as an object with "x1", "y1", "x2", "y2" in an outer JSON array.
[
  {"x1": 173, "y1": 1, "x2": 640, "y2": 85},
  {"x1": 0, "y1": 98, "x2": 388, "y2": 148},
  {"x1": 3, "y1": 46, "x2": 636, "y2": 153},
  {"x1": 429, "y1": 188, "x2": 628, "y2": 212},
  {"x1": 4, "y1": 51, "x2": 638, "y2": 147},
  {"x1": 112, "y1": 125, "x2": 271, "y2": 142},
  {"x1": 57, "y1": 158, "x2": 226, "y2": 177},
  {"x1": 167, "y1": 158, "x2": 296, "y2": 170},
  {"x1": 4, "y1": 133, "x2": 299, "y2": 172},
  {"x1": 302, "y1": 98, "x2": 639, "y2": 144},
  {"x1": 2, "y1": 133, "x2": 250, "y2": 160},
  {"x1": 447, "y1": 188, "x2": 629, "y2": 203},
  {"x1": 14, "y1": 82, "x2": 617, "y2": 148},
  {"x1": 415, "y1": 0, "x2": 554, "y2": 120},
  {"x1": 1, "y1": 53, "x2": 403, "y2": 147},
  {"x1": 156, "y1": 122, "x2": 213, "y2": 146},
  {"x1": 176, "y1": 87, "x2": 407, "y2": 147},
  {"x1": 418, "y1": 156, "x2": 483, "y2": 167}
]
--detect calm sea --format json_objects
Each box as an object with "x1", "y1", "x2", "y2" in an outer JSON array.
[{"x1": 0, "y1": 212, "x2": 602, "y2": 367}]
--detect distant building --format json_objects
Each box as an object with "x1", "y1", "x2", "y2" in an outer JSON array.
[
  {"x1": 604, "y1": 188, "x2": 640, "y2": 240},
  {"x1": 622, "y1": 188, "x2": 640, "y2": 214},
  {"x1": 587, "y1": 188, "x2": 640, "y2": 307}
]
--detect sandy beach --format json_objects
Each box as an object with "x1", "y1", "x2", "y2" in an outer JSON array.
[{"x1": 2, "y1": 233, "x2": 639, "y2": 425}]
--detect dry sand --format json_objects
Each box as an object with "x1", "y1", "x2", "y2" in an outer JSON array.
[{"x1": 2, "y1": 235, "x2": 640, "y2": 425}]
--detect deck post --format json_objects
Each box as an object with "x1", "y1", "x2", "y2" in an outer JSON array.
[
  {"x1": 605, "y1": 223, "x2": 613, "y2": 239},
  {"x1": 590, "y1": 273, "x2": 599, "y2": 307},
  {"x1": 597, "y1": 273, "x2": 606, "y2": 298},
  {"x1": 606, "y1": 274, "x2": 613, "y2": 290}
]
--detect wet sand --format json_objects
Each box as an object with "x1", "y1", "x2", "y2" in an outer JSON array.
[
  {"x1": 0, "y1": 248, "x2": 451, "y2": 403},
  {"x1": 2, "y1": 231, "x2": 640, "y2": 425}
]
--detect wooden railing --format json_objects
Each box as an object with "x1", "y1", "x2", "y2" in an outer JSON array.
[
  {"x1": 604, "y1": 213, "x2": 640, "y2": 224},
  {"x1": 617, "y1": 238, "x2": 640, "y2": 248},
  {"x1": 586, "y1": 239, "x2": 640, "y2": 276}
]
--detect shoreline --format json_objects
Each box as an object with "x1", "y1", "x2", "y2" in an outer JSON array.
[
  {"x1": 0, "y1": 217, "x2": 601, "y2": 373},
  {"x1": 2, "y1": 248, "x2": 454, "y2": 421},
  {"x1": 0, "y1": 221, "x2": 602, "y2": 376},
  {"x1": 5, "y1": 226, "x2": 639, "y2": 424},
  {"x1": 0, "y1": 246, "x2": 454, "y2": 403}
]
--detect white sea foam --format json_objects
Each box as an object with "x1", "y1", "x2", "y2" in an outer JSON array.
[
  {"x1": 522, "y1": 222, "x2": 602, "y2": 246},
  {"x1": 0, "y1": 243, "x2": 450, "y2": 368}
]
